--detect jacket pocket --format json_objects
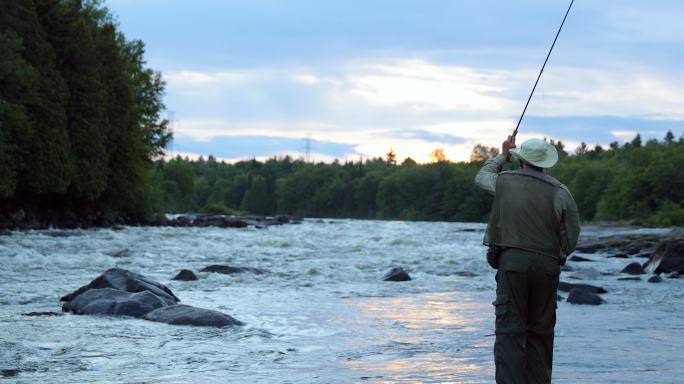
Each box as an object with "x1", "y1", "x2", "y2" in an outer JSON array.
[{"x1": 493, "y1": 294, "x2": 508, "y2": 316}]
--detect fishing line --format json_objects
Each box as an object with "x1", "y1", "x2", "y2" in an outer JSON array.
[{"x1": 513, "y1": 0, "x2": 575, "y2": 138}]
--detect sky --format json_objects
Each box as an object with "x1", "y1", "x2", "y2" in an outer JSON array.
[{"x1": 108, "y1": 0, "x2": 684, "y2": 163}]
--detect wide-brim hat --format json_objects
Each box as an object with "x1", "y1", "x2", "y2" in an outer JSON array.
[{"x1": 510, "y1": 138, "x2": 558, "y2": 168}]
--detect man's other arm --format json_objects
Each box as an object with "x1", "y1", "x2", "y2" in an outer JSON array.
[
  {"x1": 556, "y1": 185, "x2": 581, "y2": 256},
  {"x1": 474, "y1": 154, "x2": 507, "y2": 195}
]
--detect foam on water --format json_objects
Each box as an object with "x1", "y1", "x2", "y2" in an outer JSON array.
[{"x1": 0, "y1": 221, "x2": 681, "y2": 383}]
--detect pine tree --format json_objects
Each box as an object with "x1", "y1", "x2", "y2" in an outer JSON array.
[
  {"x1": 39, "y1": 0, "x2": 108, "y2": 202},
  {"x1": 2, "y1": 0, "x2": 73, "y2": 196}
]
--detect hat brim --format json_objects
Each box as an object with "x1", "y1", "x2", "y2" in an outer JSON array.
[{"x1": 510, "y1": 146, "x2": 558, "y2": 168}]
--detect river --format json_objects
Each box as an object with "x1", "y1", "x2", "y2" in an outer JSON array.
[{"x1": 0, "y1": 220, "x2": 681, "y2": 383}]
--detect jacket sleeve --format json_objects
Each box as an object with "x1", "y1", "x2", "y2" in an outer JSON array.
[
  {"x1": 556, "y1": 185, "x2": 581, "y2": 256},
  {"x1": 474, "y1": 154, "x2": 507, "y2": 195}
]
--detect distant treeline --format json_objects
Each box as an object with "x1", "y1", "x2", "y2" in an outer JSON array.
[
  {"x1": 0, "y1": 0, "x2": 169, "y2": 224},
  {"x1": 154, "y1": 133, "x2": 684, "y2": 226}
]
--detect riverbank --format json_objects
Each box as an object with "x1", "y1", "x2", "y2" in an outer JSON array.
[{"x1": 0, "y1": 208, "x2": 302, "y2": 232}]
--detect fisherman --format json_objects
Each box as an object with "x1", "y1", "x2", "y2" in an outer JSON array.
[{"x1": 475, "y1": 135, "x2": 580, "y2": 384}]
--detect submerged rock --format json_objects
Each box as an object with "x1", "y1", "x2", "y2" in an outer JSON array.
[
  {"x1": 144, "y1": 304, "x2": 243, "y2": 327},
  {"x1": 648, "y1": 275, "x2": 663, "y2": 283},
  {"x1": 382, "y1": 267, "x2": 411, "y2": 282},
  {"x1": 22, "y1": 311, "x2": 64, "y2": 317},
  {"x1": 104, "y1": 249, "x2": 131, "y2": 258},
  {"x1": 607, "y1": 253, "x2": 629, "y2": 259},
  {"x1": 568, "y1": 255, "x2": 593, "y2": 262},
  {"x1": 61, "y1": 268, "x2": 179, "y2": 305},
  {"x1": 620, "y1": 262, "x2": 645, "y2": 275},
  {"x1": 558, "y1": 281, "x2": 607, "y2": 294},
  {"x1": 1, "y1": 369, "x2": 20, "y2": 378},
  {"x1": 200, "y1": 265, "x2": 266, "y2": 275},
  {"x1": 62, "y1": 288, "x2": 168, "y2": 318},
  {"x1": 172, "y1": 269, "x2": 198, "y2": 281},
  {"x1": 567, "y1": 288, "x2": 605, "y2": 305},
  {"x1": 667, "y1": 272, "x2": 681, "y2": 279},
  {"x1": 568, "y1": 268, "x2": 602, "y2": 280}
]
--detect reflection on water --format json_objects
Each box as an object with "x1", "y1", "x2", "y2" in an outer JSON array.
[{"x1": 344, "y1": 292, "x2": 494, "y2": 383}]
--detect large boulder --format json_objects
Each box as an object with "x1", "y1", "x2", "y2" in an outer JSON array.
[
  {"x1": 60, "y1": 268, "x2": 179, "y2": 305},
  {"x1": 558, "y1": 281, "x2": 607, "y2": 294},
  {"x1": 200, "y1": 265, "x2": 265, "y2": 275},
  {"x1": 62, "y1": 288, "x2": 168, "y2": 317},
  {"x1": 567, "y1": 288, "x2": 605, "y2": 305},
  {"x1": 620, "y1": 262, "x2": 645, "y2": 275},
  {"x1": 651, "y1": 237, "x2": 684, "y2": 275},
  {"x1": 144, "y1": 304, "x2": 243, "y2": 327},
  {"x1": 382, "y1": 267, "x2": 411, "y2": 282},
  {"x1": 60, "y1": 269, "x2": 244, "y2": 327}
]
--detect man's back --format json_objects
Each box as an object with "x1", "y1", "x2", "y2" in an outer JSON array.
[{"x1": 474, "y1": 136, "x2": 580, "y2": 384}]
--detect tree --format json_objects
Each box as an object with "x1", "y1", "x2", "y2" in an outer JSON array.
[
  {"x1": 575, "y1": 142, "x2": 588, "y2": 156},
  {"x1": 401, "y1": 157, "x2": 417, "y2": 166},
  {"x1": 430, "y1": 147, "x2": 447, "y2": 163},
  {"x1": 470, "y1": 144, "x2": 498, "y2": 162},
  {"x1": 42, "y1": 1, "x2": 109, "y2": 201},
  {"x1": 385, "y1": 148, "x2": 397, "y2": 165},
  {"x1": 630, "y1": 134, "x2": 642, "y2": 148},
  {"x1": 241, "y1": 175, "x2": 270, "y2": 215},
  {"x1": 2, "y1": 0, "x2": 73, "y2": 195},
  {"x1": 548, "y1": 139, "x2": 568, "y2": 157},
  {"x1": 664, "y1": 130, "x2": 675, "y2": 144}
]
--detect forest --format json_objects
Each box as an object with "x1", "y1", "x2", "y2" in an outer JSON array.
[
  {"x1": 1, "y1": 1, "x2": 682, "y2": 228},
  {"x1": 0, "y1": 0, "x2": 169, "y2": 225},
  {"x1": 154, "y1": 133, "x2": 684, "y2": 226}
]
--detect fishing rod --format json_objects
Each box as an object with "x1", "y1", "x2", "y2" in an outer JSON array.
[{"x1": 513, "y1": 0, "x2": 575, "y2": 137}]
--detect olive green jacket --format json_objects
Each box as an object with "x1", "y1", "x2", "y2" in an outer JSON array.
[{"x1": 475, "y1": 154, "x2": 581, "y2": 259}]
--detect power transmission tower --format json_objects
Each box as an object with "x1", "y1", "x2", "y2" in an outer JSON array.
[{"x1": 304, "y1": 134, "x2": 311, "y2": 162}]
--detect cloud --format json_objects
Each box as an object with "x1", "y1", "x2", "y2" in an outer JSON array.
[
  {"x1": 161, "y1": 57, "x2": 684, "y2": 163},
  {"x1": 386, "y1": 129, "x2": 466, "y2": 145}
]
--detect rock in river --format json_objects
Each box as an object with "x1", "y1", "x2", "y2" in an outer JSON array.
[
  {"x1": 651, "y1": 237, "x2": 684, "y2": 275},
  {"x1": 63, "y1": 288, "x2": 168, "y2": 318},
  {"x1": 382, "y1": 267, "x2": 411, "y2": 282},
  {"x1": 558, "y1": 281, "x2": 607, "y2": 294},
  {"x1": 144, "y1": 304, "x2": 243, "y2": 327},
  {"x1": 61, "y1": 268, "x2": 179, "y2": 305},
  {"x1": 200, "y1": 265, "x2": 266, "y2": 275},
  {"x1": 568, "y1": 255, "x2": 593, "y2": 262},
  {"x1": 620, "y1": 262, "x2": 645, "y2": 275},
  {"x1": 567, "y1": 288, "x2": 605, "y2": 305},
  {"x1": 173, "y1": 269, "x2": 198, "y2": 281},
  {"x1": 648, "y1": 275, "x2": 663, "y2": 283},
  {"x1": 60, "y1": 268, "x2": 242, "y2": 327}
]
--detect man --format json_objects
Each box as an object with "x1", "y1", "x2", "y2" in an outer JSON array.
[{"x1": 474, "y1": 135, "x2": 580, "y2": 384}]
